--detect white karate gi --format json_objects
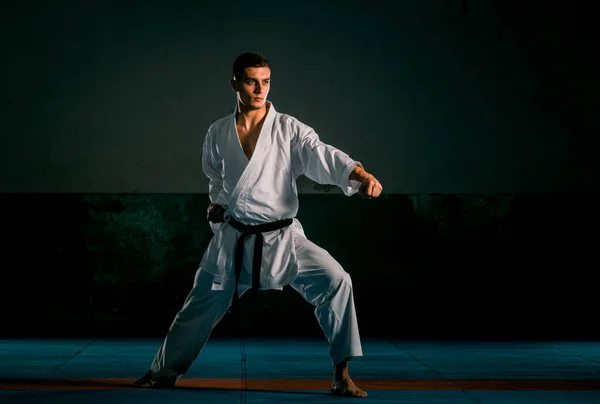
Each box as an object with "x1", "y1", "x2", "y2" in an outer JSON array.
[{"x1": 149, "y1": 101, "x2": 364, "y2": 382}]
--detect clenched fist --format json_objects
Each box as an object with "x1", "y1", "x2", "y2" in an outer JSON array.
[
  {"x1": 207, "y1": 203, "x2": 226, "y2": 223},
  {"x1": 358, "y1": 174, "x2": 383, "y2": 199}
]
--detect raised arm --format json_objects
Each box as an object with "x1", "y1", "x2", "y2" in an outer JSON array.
[{"x1": 291, "y1": 124, "x2": 382, "y2": 198}]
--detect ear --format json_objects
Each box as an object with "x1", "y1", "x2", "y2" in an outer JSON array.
[{"x1": 230, "y1": 79, "x2": 238, "y2": 92}]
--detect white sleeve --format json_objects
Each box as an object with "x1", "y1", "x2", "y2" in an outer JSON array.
[
  {"x1": 201, "y1": 126, "x2": 223, "y2": 203},
  {"x1": 291, "y1": 123, "x2": 363, "y2": 197}
]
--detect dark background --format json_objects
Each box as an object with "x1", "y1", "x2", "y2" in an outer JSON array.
[
  {"x1": 1, "y1": 0, "x2": 598, "y2": 340},
  {"x1": 2, "y1": 193, "x2": 598, "y2": 340},
  {"x1": 2, "y1": 0, "x2": 598, "y2": 194}
]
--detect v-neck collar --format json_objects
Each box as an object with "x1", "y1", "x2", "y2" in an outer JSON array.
[
  {"x1": 226, "y1": 100, "x2": 277, "y2": 210},
  {"x1": 232, "y1": 100, "x2": 274, "y2": 163}
]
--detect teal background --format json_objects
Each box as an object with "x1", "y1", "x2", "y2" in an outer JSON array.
[{"x1": 2, "y1": 0, "x2": 598, "y2": 193}]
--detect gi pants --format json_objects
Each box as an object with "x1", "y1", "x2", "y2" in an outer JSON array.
[{"x1": 147, "y1": 233, "x2": 363, "y2": 382}]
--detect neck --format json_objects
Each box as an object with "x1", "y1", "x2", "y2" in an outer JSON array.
[{"x1": 236, "y1": 100, "x2": 270, "y2": 129}]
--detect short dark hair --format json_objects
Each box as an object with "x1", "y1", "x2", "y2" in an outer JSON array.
[{"x1": 232, "y1": 52, "x2": 270, "y2": 81}]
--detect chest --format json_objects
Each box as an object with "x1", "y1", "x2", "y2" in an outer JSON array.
[{"x1": 236, "y1": 124, "x2": 262, "y2": 161}]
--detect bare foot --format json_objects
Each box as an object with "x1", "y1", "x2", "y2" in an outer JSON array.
[{"x1": 331, "y1": 377, "x2": 368, "y2": 398}]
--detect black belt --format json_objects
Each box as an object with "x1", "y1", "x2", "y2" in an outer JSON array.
[{"x1": 227, "y1": 216, "x2": 294, "y2": 305}]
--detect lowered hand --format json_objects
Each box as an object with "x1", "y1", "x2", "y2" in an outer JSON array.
[{"x1": 207, "y1": 203, "x2": 226, "y2": 223}]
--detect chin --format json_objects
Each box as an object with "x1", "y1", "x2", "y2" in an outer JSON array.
[{"x1": 242, "y1": 99, "x2": 260, "y2": 107}]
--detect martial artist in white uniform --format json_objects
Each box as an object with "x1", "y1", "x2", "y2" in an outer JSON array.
[{"x1": 135, "y1": 56, "x2": 383, "y2": 398}]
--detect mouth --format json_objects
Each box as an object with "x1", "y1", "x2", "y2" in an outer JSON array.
[{"x1": 254, "y1": 98, "x2": 264, "y2": 101}]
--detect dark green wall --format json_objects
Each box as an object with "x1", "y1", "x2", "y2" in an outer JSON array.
[
  {"x1": 2, "y1": 193, "x2": 596, "y2": 340},
  {"x1": 2, "y1": 0, "x2": 599, "y2": 193}
]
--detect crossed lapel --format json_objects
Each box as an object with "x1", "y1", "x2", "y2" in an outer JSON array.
[{"x1": 227, "y1": 101, "x2": 277, "y2": 212}]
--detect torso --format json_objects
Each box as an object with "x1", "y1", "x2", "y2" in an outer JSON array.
[
  {"x1": 236, "y1": 105, "x2": 269, "y2": 161},
  {"x1": 236, "y1": 123, "x2": 262, "y2": 161}
]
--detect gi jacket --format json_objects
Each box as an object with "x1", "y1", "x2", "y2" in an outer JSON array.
[{"x1": 200, "y1": 101, "x2": 363, "y2": 293}]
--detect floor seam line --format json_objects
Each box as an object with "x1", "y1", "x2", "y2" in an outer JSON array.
[
  {"x1": 388, "y1": 339, "x2": 484, "y2": 404},
  {"x1": 5, "y1": 340, "x2": 96, "y2": 403},
  {"x1": 548, "y1": 342, "x2": 600, "y2": 368},
  {"x1": 45, "y1": 340, "x2": 97, "y2": 376},
  {"x1": 241, "y1": 337, "x2": 247, "y2": 404}
]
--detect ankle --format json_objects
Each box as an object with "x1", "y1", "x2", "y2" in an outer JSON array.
[{"x1": 333, "y1": 363, "x2": 349, "y2": 381}]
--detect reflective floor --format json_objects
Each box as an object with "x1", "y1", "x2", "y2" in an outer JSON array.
[{"x1": 1, "y1": 338, "x2": 599, "y2": 403}]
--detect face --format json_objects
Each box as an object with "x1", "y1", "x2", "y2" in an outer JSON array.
[{"x1": 231, "y1": 66, "x2": 271, "y2": 110}]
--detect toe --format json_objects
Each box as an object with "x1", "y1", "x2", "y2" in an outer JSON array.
[{"x1": 352, "y1": 388, "x2": 368, "y2": 398}]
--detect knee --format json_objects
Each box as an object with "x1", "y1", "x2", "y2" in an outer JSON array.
[{"x1": 330, "y1": 267, "x2": 353, "y2": 291}]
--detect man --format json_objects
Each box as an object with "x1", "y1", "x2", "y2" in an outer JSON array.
[{"x1": 135, "y1": 52, "x2": 382, "y2": 398}]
